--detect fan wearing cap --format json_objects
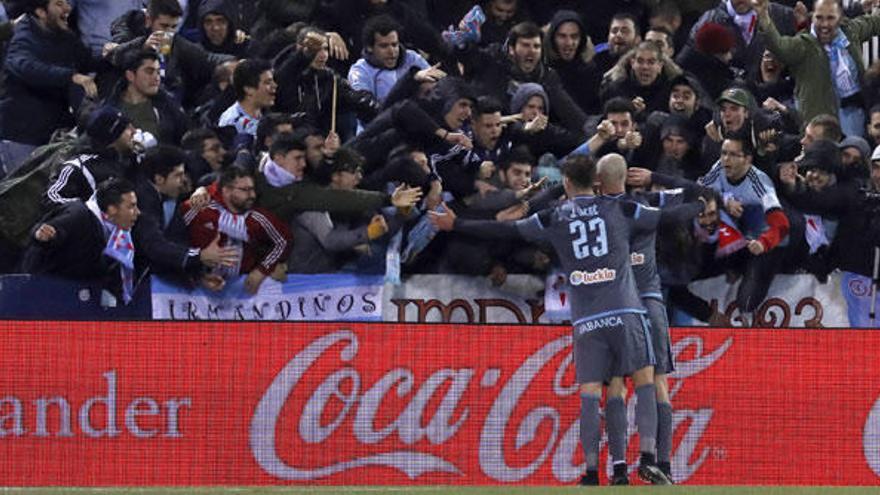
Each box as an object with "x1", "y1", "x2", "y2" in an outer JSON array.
[
  {"x1": 781, "y1": 137, "x2": 853, "y2": 201},
  {"x1": 676, "y1": 22, "x2": 739, "y2": 100},
  {"x1": 781, "y1": 140, "x2": 841, "y2": 276},
  {"x1": 44, "y1": 106, "x2": 137, "y2": 210},
  {"x1": 755, "y1": 0, "x2": 880, "y2": 137},
  {"x1": 701, "y1": 86, "x2": 755, "y2": 168}
]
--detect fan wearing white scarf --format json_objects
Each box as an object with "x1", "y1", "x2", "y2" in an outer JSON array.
[
  {"x1": 726, "y1": 0, "x2": 758, "y2": 45},
  {"x1": 263, "y1": 133, "x2": 308, "y2": 187},
  {"x1": 182, "y1": 167, "x2": 292, "y2": 295}
]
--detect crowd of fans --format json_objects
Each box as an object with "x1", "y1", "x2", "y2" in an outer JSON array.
[{"x1": 0, "y1": 0, "x2": 879, "y2": 325}]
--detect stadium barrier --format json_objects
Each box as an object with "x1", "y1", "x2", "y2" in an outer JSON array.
[
  {"x1": 0, "y1": 272, "x2": 855, "y2": 327},
  {"x1": 1, "y1": 321, "x2": 879, "y2": 485}
]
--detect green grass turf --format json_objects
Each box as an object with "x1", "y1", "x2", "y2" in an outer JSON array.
[{"x1": 1, "y1": 487, "x2": 878, "y2": 495}]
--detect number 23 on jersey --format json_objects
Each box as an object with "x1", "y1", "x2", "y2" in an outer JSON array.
[{"x1": 569, "y1": 218, "x2": 609, "y2": 259}]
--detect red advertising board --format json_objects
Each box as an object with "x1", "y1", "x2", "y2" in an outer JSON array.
[{"x1": 0, "y1": 321, "x2": 879, "y2": 486}]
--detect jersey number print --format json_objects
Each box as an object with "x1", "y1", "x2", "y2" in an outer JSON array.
[{"x1": 569, "y1": 218, "x2": 609, "y2": 259}]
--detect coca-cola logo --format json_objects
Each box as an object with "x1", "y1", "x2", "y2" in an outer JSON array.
[
  {"x1": 863, "y1": 395, "x2": 880, "y2": 476},
  {"x1": 249, "y1": 330, "x2": 733, "y2": 483}
]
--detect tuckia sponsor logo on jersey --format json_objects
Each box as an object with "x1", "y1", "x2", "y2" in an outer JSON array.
[
  {"x1": 249, "y1": 330, "x2": 732, "y2": 483},
  {"x1": 569, "y1": 268, "x2": 616, "y2": 286}
]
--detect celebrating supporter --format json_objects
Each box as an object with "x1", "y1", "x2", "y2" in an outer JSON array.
[
  {"x1": 196, "y1": 0, "x2": 251, "y2": 58},
  {"x1": 455, "y1": 21, "x2": 588, "y2": 132},
  {"x1": 702, "y1": 86, "x2": 756, "y2": 168},
  {"x1": 0, "y1": 0, "x2": 108, "y2": 177},
  {"x1": 181, "y1": 127, "x2": 228, "y2": 186},
  {"x1": 755, "y1": 0, "x2": 880, "y2": 136},
  {"x1": 593, "y1": 13, "x2": 642, "y2": 75},
  {"x1": 676, "y1": 22, "x2": 739, "y2": 100},
  {"x1": 347, "y1": 15, "x2": 430, "y2": 106},
  {"x1": 181, "y1": 165, "x2": 290, "y2": 294},
  {"x1": 276, "y1": 27, "x2": 378, "y2": 136},
  {"x1": 439, "y1": 145, "x2": 555, "y2": 285},
  {"x1": 686, "y1": 0, "x2": 798, "y2": 79},
  {"x1": 544, "y1": 10, "x2": 602, "y2": 115},
  {"x1": 287, "y1": 146, "x2": 413, "y2": 274},
  {"x1": 600, "y1": 40, "x2": 682, "y2": 117},
  {"x1": 110, "y1": 0, "x2": 236, "y2": 108},
  {"x1": 777, "y1": 140, "x2": 880, "y2": 327},
  {"x1": 132, "y1": 145, "x2": 237, "y2": 286},
  {"x1": 104, "y1": 49, "x2": 189, "y2": 145},
  {"x1": 218, "y1": 58, "x2": 276, "y2": 144},
  {"x1": 21, "y1": 177, "x2": 141, "y2": 304},
  {"x1": 583, "y1": 97, "x2": 644, "y2": 161},
  {"x1": 0, "y1": 0, "x2": 874, "y2": 335},
  {"x1": 699, "y1": 135, "x2": 790, "y2": 317},
  {"x1": 44, "y1": 106, "x2": 138, "y2": 209}
]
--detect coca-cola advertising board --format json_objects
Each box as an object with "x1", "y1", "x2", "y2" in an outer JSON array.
[{"x1": 1, "y1": 321, "x2": 879, "y2": 486}]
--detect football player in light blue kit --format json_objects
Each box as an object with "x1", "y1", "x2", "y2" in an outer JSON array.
[
  {"x1": 430, "y1": 154, "x2": 671, "y2": 485},
  {"x1": 597, "y1": 154, "x2": 710, "y2": 484}
]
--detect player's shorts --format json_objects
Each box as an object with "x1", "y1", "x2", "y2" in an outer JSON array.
[
  {"x1": 643, "y1": 297, "x2": 675, "y2": 375},
  {"x1": 572, "y1": 312, "x2": 655, "y2": 384}
]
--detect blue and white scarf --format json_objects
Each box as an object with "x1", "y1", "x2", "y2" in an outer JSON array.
[
  {"x1": 263, "y1": 158, "x2": 300, "y2": 187},
  {"x1": 214, "y1": 202, "x2": 250, "y2": 279},
  {"x1": 812, "y1": 24, "x2": 860, "y2": 99},
  {"x1": 87, "y1": 197, "x2": 135, "y2": 304},
  {"x1": 726, "y1": 0, "x2": 757, "y2": 45}
]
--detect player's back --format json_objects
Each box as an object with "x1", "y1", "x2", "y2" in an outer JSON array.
[
  {"x1": 522, "y1": 195, "x2": 655, "y2": 326},
  {"x1": 621, "y1": 190, "x2": 684, "y2": 301}
]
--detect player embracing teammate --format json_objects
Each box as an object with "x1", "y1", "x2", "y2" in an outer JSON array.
[{"x1": 431, "y1": 153, "x2": 711, "y2": 485}]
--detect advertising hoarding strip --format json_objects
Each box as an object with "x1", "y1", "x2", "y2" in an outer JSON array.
[{"x1": 0, "y1": 321, "x2": 878, "y2": 486}]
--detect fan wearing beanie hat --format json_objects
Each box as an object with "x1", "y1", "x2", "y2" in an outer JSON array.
[
  {"x1": 695, "y1": 23, "x2": 736, "y2": 61},
  {"x1": 44, "y1": 106, "x2": 138, "y2": 209},
  {"x1": 675, "y1": 22, "x2": 739, "y2": 100},
  {"x1": 87, "y1": 106, "x2": 135, "y2": 151},
  {"x1": 837, "y1": 136, "x2": 872, "y2": 183},
  {"x1": 797, "y1": 139, "x2": 841, "y2": 191}
]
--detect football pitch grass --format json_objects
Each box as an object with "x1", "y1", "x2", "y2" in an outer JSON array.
[{"x1": 2, "y1": 487, "x2": 878, "y2": 495}]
